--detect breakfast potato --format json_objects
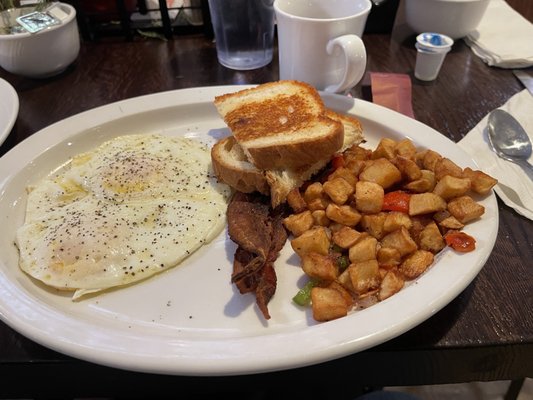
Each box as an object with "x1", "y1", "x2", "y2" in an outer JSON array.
[
  {"x1": 433, "y1": 210, "x2": 465, "y2": 230},
  {"x1": 328, "y1": 166, "x2": 358, "y2": 187},
  {"x1": 327, "y1": 280, "x2": 355, "y2": 308},
  {"x1": 380, "y1": 227, "x2": 418, "y2": 257},
  {"x1": 462, "y1": 167, "x2": 498, "y2": 195},
  {"x1": 359, "y1": 158, "x2": 402, "y2": 189},
  {"x1": 303, "y1": 182, "x2": 324, "y2": 203},
  {"x1": 283, "y1": 210, "x2": 314, "y2": 237},
  {"x1": 344, "y1": 144, "x2": 372, "y2": 161},
  {"x1": 383, "y1": 211, "x2": 413, "y2": 233},
  {"x1": 433, "y1": 175, "x2": 471, "y2": 200},
  {"x1": 355, "y1": 181, "x2": 384, "y2": 214},
  {"x1": 393, "y1": 155, "x2": 423, "y2": 181},
  {"x1": 301, "y1": 252, "x2": 338, "y2": 281},
  {"x1": 312, "y1": 210, "x2": 330, "y2": 226},
  {"x1": 311, "y1": 287, "x2": 349, "y2": 321},
  {"x1": 399, "y1": 250, "x2": 434, "y2": 279},
  {"x1": 286, "y1": 188, "x2": 307, "y2": 213},
  {"x1": 348, "y1": 236, "x2": 378, "y2": 263},
  {"x1": 421, "y1": 149, "x2": 443, "y2": 171},
  {"x1": 434, "y1": 157, "x2": 464, "y2": 180},
  {"x1": 323, "y1": 177, "x2": 355, "y2": 205},
  {"x1": 344, "y1": 158, "x2": 367, "y2": 176},
  {"x1": 326, "y1": 203, "x2": 362, "y2": 227},
  {"x1": 377, "y1": 247, "x2": 402, "y2": 266},
  {"x1": 404, "y1": 169, "x2": 436, "y2": 193},
  {"x1": 291, "y1": 226, "x2": 331, "y2": 257},
  {"x1": 307, "y1": 196, "x2": 330, "y2": 211},
  {"x1": 378, "y1": 269, "x2": 405, "y2": 301},
  {"x1": 395, "y1": 138, "x2": 417, "y2": 160},
  {"x1": 332, "y1": 226, "x2": 364, "y2": 249},
  {"x1": 372, "y1": 138, "x2": 397, "y2": 160},
  {"x1": 418, "y1": 221, "x2": 446, "y2": 253},
  {"x1": 409, "y1": 192, "x2": 447, "y2": 216},
  {"x1": 348, "y1": 260, "x2": 381, "y2": 295},
  {"x1": 360, "y1": 213, "x2": 387, "y2": 240},
  {"x1": 447, "y1": 195, "x2": 485, "y2": 223}
]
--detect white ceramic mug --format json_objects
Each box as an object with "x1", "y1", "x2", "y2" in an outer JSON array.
[{"x1": 274, "y1": 0, "x2": 371, "y2": 93}]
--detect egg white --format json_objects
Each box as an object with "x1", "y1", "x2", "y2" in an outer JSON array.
[{"x1": 16, "y1": 134, "x2": 231, "y2": 299}]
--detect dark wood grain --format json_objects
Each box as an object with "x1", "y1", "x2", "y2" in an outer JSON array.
[{"x1": 0, "y1": 1, "x2": 532, "y2": 398}]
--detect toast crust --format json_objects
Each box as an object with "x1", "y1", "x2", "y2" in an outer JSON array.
[{"x1": 211, "y1": 136, "x2": 269, "y2": 195}]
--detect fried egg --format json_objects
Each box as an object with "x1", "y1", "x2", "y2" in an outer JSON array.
[{"x1": 16, "y1": 134, "x2": 231, "y2": 299}]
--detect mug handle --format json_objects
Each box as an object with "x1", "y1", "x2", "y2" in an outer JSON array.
[{"x1": 325, "y1": 34, "x2": 367, "y2": 94}]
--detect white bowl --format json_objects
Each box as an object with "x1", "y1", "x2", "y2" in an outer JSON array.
[
  {"x1": 404, "y1": 0, "x2": 489, "y2": 39},
  {"x1": 0, "y1": 3, "x2": 80, "y2": 78}
]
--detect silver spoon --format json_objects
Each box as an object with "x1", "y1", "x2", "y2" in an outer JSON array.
[{"x1": 487, "y1": 109, "x2": 533, "y2": 175}]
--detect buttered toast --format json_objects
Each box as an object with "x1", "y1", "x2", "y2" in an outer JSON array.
[{"x1": 213, "y1": 81, "x2": 345, "y2": 170}]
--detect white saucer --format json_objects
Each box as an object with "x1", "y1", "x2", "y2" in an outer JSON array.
[{"x1": 0, "y1": 78, "x2": 19, "y2": 146}]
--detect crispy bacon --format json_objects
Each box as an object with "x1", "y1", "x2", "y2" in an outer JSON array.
[{"x1": 226, "y1": 192, "x2": 288, "y2": 319}]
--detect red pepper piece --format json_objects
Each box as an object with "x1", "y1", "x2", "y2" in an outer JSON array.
[
  {"x1": 444, "y1": 231, "x2": 476, "y2": 253},
  {"x1": 382, "y1": 191, "x2": 411, "y2": 213}
]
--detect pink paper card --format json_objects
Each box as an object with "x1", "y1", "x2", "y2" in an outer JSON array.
[{"x1": 370, "y1": 72, "x2": 415, "y2": 119}]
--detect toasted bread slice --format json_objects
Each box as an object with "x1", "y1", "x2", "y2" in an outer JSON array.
[
  {"x1": 214, "y1": 81, "x2": 344, "y2": 170},
  {"x1": 211, "y1": 109, "x2": 365, "y2": 207}
]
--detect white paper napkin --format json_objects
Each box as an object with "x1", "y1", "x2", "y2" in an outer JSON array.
[
  {"x1": 464, "y1": 0, "x2": 533, "y2": 68},
  {"x1": 458, "y1": 89, "x2": 533, "y2": 220}
]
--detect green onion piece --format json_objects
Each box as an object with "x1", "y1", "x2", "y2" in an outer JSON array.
[
  {"x1": 337, "y1": 255, "x2": 350, "y2": 271},
  {"x1": 292, "y1": 279, "x2": 319, "y2": 307}
]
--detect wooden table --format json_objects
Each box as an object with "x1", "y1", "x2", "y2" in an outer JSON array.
[{"x1": 1, "y1": 2, "x2": 532, "y2": 398}]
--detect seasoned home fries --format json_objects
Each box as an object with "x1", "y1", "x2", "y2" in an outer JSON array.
[{"x1": 283, "y1": 138, "x2": 497, "y2": 322}]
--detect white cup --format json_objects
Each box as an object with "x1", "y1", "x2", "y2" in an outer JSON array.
[
  {"x1": 414, "y1": 33, "x2": 454, "y2": 81},
  {"x1": 274, "y1": 0, "x2": 371, "y2": 93}
]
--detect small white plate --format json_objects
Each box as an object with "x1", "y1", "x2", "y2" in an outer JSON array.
[
  {"x1": 0, "y1": 78, "x2": 18, "y2": 146},
  {"x1": 0, "y1": 85, "x2": 498, "y2": 376}
]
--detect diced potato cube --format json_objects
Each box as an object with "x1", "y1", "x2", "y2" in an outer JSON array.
[
  {"x1": 328, "y1": 166, "x2": 358, "y2": 187},
  {"x1": 304, "y1": 182, "x2": 324, "y2": 203},
  {"x1": 393, "y1": 155, "x2": 422, "y2": 181},
  {"x1": 418, "y1": 221, "x2": 445, "y2": 253},
  {"x1": 354, "y1": 181, "x2": 384, "y2": 214},
  {"x1": 326, "y1": 204, "x2": 361, "y2": 227},
  {"x1": 307, "y1": 196, "x2": 331, "y2": 211},
  {"x1": 378, "y1": 269, "x2": 405, "y2": 301},
  {"x1": 283, "y1": 210, "x2": 314, "y2": 237},
  {"x1": 311, "y1": 287, "x2": 349, "y2": 321},
  {"x1": 360, "y1": 212, "x2": 387, "y2": 240},
  {"x1": 422, "y1": 149, "x2": 443, "y2": 171},
  {"x1": 345, "y1": 159, "x2": 367, "y2": 176},
  {"x1": 409, "y1": 193, "x2": 447, "y2": 216},
  {"x1": 332, "y1": 226, "x2": 363, "y2": 249},
  {"x1": 286, "y1": 188, "x2": 307, "y2": 213},
  {"x1": 395, "y1": 138, "x2": 417, "y2": 160},
  {"x1": 434, "y1": 157, "x2": 464, "y2": 180},
  {"x1": 383, "y1": 211, "x2": 412, "y2": 233},
  {"x1": 447, "y1": 195, "x2": 485, "y2": 223},
  {"x1": 359, "y1": 158, "x2": 402, "y2": 189},
  {"x1": 338, "y1": 267, "x2": 355, "y2": 293},
  {"x1": 348, "y1": 260, "x2": 381, "y2": 295},
  {"x1": 462, "y1": 167, "x2": 498, "y2": 195},
  {"x1": 377, "y1": 247, "x2": 402, "y2": 266},
  {"x1": 434, "y1": 210, "x2": 465, "y2": 230},
  {"x1": 433, "y1": 175, "x2": 471, "y2": 200},
  {"x1": 372, "y1": 138, "x2": 397, "y2": 160},
  {"x1": 312, "y1": 210, "x2": 330, "y2": 226},
  {"x1": 348, "y1": 236, "x2": 378, "y2": 263},
  {"x1": 301, "y1": 252, "x2": 338, "y2": 281},
  {"x1": 327, "y1": 280, "x2": 354, "y2": 308},
  {"x1": 344, "y1": 144, "x2": 372, "y2": 161},
  {"x1": 323, "y1": 177, "x2": 355, "y2": 205},
  {"x1": 291, "y1": 226, "x2": 331, "y2": 257},
  {"x1": 399, "y1": 250, "x2": 434, "y2": 279},
  {"x1": 380, "y1": 227, "x2": 418, "y2": 257}
]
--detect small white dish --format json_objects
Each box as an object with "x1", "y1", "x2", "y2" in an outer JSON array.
[{"x1": 0, "y1": 77, "x2": 18, "y2": 146}]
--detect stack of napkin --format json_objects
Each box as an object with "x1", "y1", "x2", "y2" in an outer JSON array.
[
  {"x1": 465, "y1": 0, "x2": 533, "y2": 68},
  {"x1": 458, "y1": 89, "x2": 533, "y2": 220}
]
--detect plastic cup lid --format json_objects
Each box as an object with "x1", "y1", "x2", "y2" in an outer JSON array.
[{"x1": 416, "y1": 33, "x2": 454, "y2": 53}]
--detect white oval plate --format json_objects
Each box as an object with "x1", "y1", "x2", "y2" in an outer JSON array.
[
  {"x1": 0, "y1": 77, "x2": 18, "y2": 146},
  {"x1": 0, "y1": 85, "x2": 498, "y2": 376}
]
